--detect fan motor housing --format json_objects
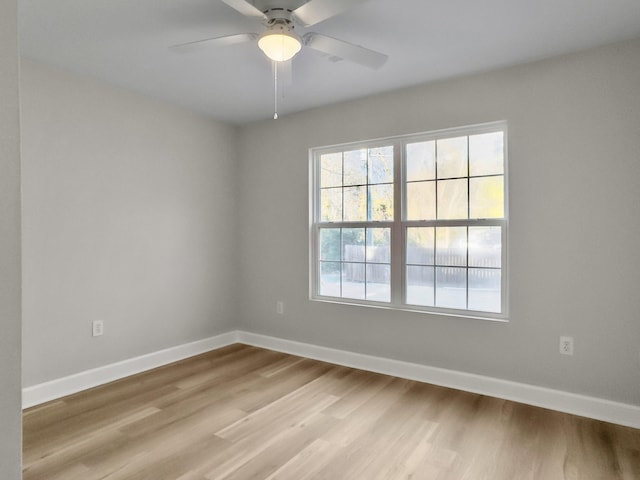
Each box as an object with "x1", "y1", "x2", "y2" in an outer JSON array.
[{"x1": 264, "y1": 7, "x2": 295, "y2": 24}]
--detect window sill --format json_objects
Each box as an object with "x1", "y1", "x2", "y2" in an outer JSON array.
[{"x1": 310, "y1": 295, "x2": 509, "y2": 323}]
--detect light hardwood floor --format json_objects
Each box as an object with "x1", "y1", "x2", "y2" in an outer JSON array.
[{"x1": 23, "y1": 344, "x2": 640, "y2": 479}]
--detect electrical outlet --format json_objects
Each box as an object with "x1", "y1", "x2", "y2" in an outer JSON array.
[
  {"x1": 276, "y1": 301, "x2": 284, "y2": 315},
  {"x1": 92, "y1": 320, "x2": 104, "y2": 337},
  {"x1": 559, "y1": 336, "x2": 573, "y2": 355}
]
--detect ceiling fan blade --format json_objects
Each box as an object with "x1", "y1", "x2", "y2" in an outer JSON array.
[
  {"x1": 219, "y1": 0, "x2": 266, "y2": 20},
  {"x1": 303, "y1": 33, "x2": 387, "y2": 69},
  {"x1": 169, "y1": 33, "x2": 258, "y2": 54},
  {"x1": 293, "y1": 0, "x2": 370, "y2": 27}
]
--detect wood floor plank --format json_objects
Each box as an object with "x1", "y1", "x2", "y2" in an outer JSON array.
[
  {"x1": 209, "y1": 412, "x2": 340, "y2": 480},
  {"x1": 23, "y1": 344, "x2": 640, "y2": 479},
  {"x1": 263, "y1": 438, "x2": 340, "y2": 480}
]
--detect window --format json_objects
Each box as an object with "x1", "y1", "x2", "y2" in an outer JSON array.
[{"x1": 310, "y1": 122, "x2": 508, "y2": 320}]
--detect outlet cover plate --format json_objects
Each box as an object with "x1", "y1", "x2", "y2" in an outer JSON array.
[
  {"x1": 92, "y1": 320, "x2": 104, "y2": 337},
  {"x1": 560, "y1": 336, "x2": 573, "y2": 355}
]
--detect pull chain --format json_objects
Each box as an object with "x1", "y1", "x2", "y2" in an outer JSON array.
[{"x1": 273, "y1": 61, "x2": 279, "y2": 120}]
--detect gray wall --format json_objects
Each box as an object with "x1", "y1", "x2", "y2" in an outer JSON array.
[
  {"x1": 0, "y1": 0, "x2": 22, "y2": 478},
  {"x1": 19, "y1": 38, "x2": 640, "y2": 411},
  {"x1": 21, "y1": 60, "x2": 239, "y2": 387},
  {"x1": 236, "y1": 38, "x2": 640, "y2": 405}
]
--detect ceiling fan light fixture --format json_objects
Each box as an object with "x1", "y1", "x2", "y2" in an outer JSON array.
[{"x1": 258, "y1": 24, "x2": 302, "y2": 62}]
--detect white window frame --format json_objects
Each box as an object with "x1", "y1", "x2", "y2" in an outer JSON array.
[{"x1": 309, "y1": 121, "x2": 509, "y2": 321}]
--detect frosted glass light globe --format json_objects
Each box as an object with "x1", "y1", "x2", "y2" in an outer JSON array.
[{"x1": 258, "y1": 30, "x2": 302, "y2": 62}]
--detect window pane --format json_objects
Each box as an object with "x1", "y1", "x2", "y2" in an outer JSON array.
[
  {"x1": 406, "y1": 141, "x2": 435, "y2": 182},
  {"x1": 320, "y1": 187, "x2": 342, "y2": 222},
  {"x1": 470, "y1": 176, "x2": 504, "y2": 219},
  {"x1": 344, "y1": 149, "x2": 367, "y2": 186},
  {"x1": 436, "y1": 227, "x2": 467, "y2": 266},
  {"x1": 342, "y1": 263, "x2": 365, "y2": 299},
  {"x1": 369, "y1": 184, "x2": 394, "y2": 221},
  {"x1": 343, "y1": 186, "x2": 366, "y2": 221},
  {"x1": 469, "y1": 132, "x2": 503, "y2": 177},
  {"x1": 342, "y1": 228, "x2": 365, "y2": 262},
  {"x1": 320, "y1": 152, "x2": 342, "y2": 188},
  {"x1": 320, "y1": 229, "x2": 341, "y2": 261},
  {"x1": 469, "y1": 226, "x2": 501, "y2": 268},
  {"x1": 406, "y1": 181, "x2": 436, "y2": 220},
  {"x1": 406, "y1": 227, "x2": 434, "y2": 265},
  {"x1": 319, "y1": 262, "x2": 341, "y2": 297},
  {"x1": 366, "y1": 264, "x2": 390, "y2": 302},
  {"x1": 368, "y1": 146, "x2": 393, "y2": 184},
  {"x1": 437, "y1": 136, "x2": 467, "y2": 179},
  {"x1": 468, "y1": 268, "x2": 501, "y2": 313},
  {"x1": 437, "y1": 178, "x2": 468, "y2": 220},
  {"x1": 436, "y1": 267, "x2": 467, "y2": 309},
  {"x1": 406, "y1": 265, "x2": 434, "y2": 306},
  {"x1": 367, "y1": 228, "x2": 390, "y2": 263}
]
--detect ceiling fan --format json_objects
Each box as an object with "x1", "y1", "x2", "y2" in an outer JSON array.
[{"x1": 170, "y1": 0, "x2": 388, "y2": 70}]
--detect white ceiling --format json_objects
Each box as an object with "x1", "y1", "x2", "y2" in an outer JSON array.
[{"x1": 19, "y1": 0, "x2": 640, "y2": 125}]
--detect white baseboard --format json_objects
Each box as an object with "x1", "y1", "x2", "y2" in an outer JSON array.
[
  {"x1": 236, "y1": 331, "x2": 640, "y2": 429},
  {"x1": 22, "y1": 331, "x2": 239, "y2": 409},
  {"x1": 23, "y1": 329, "x2": 640, "y2": 429}
]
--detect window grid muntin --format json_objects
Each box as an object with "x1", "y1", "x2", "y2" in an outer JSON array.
[
  {"x1": 317, "y1": 226, "x2": 392, "y2": 303},
  {"x1": 318, "y1": 146, "x2": 394, "y2": 224},
  {"x1": 404, "y1": 223, "x2": 503, "y2": 313},
  {"x1": 400, "y1": 128, "x2": 505, "y2": 314}
]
